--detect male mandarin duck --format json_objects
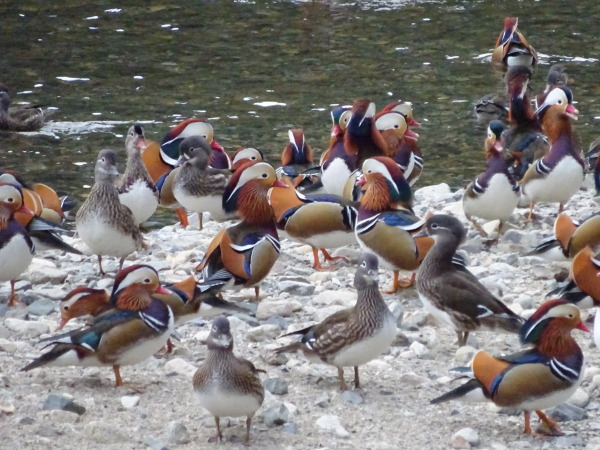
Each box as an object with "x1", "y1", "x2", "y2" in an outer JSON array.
[
  {"x1": 584, "y1": 137, "x2": 600, "y2": 196},
  {"x1": 463, "y1": 120, "x2": 520, "y2": 241},
  {"x1": 502, "y1": 66, "x2": 549, "y2": 180},
  {"x1": 415, "y1": 215, "x2": 523, "y2": 346},
  {"x1": 267, "y1": 180, "x2": 357, "y2": 270},
  {"x1": 76, "y1": 149, "x2": 144, "y2": 275},
  {"x1": 345, "y1": 99, "x2": 390, "y2": 166},
  {"x1": 196, "y1": 161, "x2": 287, "y2": 300},
  {"x1": 548, "y1": 246, "x2": 600, "y2": 309},
  {"x1": 529, "y1": 212, "x2": 600, "y2": 261},
  {"x1": 277, "y1": 128, "x2": 317, "y2": 187},
  {"x1": 22, "y1": 265, "x2": 174, "y2": 387},
  {"x1": 231, "y1": 147, "x2": 264, "y2": 171},
  {"x1": 0, "y1": 183, "x2": 35, "y2": 306},
  {"x1": 431, "y1": 299, "x2": 588, "y2": 437},
  {"x1": 491, "y1": 17, "x2": 538, "y2": 69},
  {"x1": 354, "y1": 156, "x2": 432, "y2": 293},
  {"x1": 58, "y1": 287, "x2": 111, "y2": 329},
  {"x1": 117, "y1": 124, "x2": 158, "y2": 225},
  {"x1": 0, "y1": 84, "x2": 55, "y2": 132},
  {"x1": 141, "y1": 118, "x2": 229, "y2": 184},
  {"x1": 275, "y1": 253, "x2": 396, "y2": 391},
  {"x1": 519, "y1": 86, "x2": 584, "y2": 220},
  {"x1": 193, "y1": 317, "x2": 265, "y2": 443},
  {"x1": 172, "y1": 136, "x2": 234, "y2": 230},
  {"x1": 320, "y1": 106, "x2": 355, "y2": 196}
]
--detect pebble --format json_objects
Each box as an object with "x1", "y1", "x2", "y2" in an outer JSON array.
[
  {"x1": 247, "y1": 324, "x2": 282, "y2": 342},
  {"x1": 388, "y1": 301, "x2": 404, "y2": 326},
  {"x1": 264, "y1": 377, "x2": 289, "y2": 395},
  {"x1": 37, "y1": 409, "x2": 80, "y2": 424},
  {"x1": 146, "y1": 436, "x2": 169, "y2": 450},
  {"x1": 398, "y1": 372, "x2": 428, "y2": 386},
  {"x1": 4, "y1": 318, "x2": 49, "y2": 337},
  {"x1": 452, "y1": 428, "x2": 479, "y2": 448},
  {"x1": 42, "y1": 393, "x2": 86, "y2": 415},
  {"x1": 409, "y1": 341, "x2": 429, "y2": 358},
  {"x1": 549, "y1": 402, "x2": 587, "y2": 422},
  {"x1": 27, "y1": 298, "x2": 56, "y2": 316},
  {"x1": 341, "y1": 390, "x2": 363, "y2": 404},
  {"x1": 312, "y1": 290, "x2": 356, "y2": 307},
  {"x1": 256, "y1": 300, "x2": 303, "y2": 320},
  {"x1": 85, "y1": 420, "x2": 130, "y2": 444},
  {"x1": 0, "y1": 338, "x2": 17, "y2": 353},
  {"x1": 569, "y1": 388, "x2": 590, "y2": 408},
  {"x1": 120, "y1": 395, "x2": 140, "y2": 409},
  {"x1": 163, "y1": 358, "x2": 197, "y2": 379},
  {"x1": 316, "y1": 414, "x2": 350, "y2": 438},
  {"x1": 165, "y1": 420, "x2": 190, "y2": 445},
  {"x1": 260, "y1": 401, "x2": 292, "y2": 427},
  {"x1": 314, "y1": 393, "x2": 331, "y2": 408},
  {"x1": 454, "y1": 346, "x2": 477, "y2": 365},
  {"x1": 278, "y1": 280, "x2": 316, "y2": 296}
]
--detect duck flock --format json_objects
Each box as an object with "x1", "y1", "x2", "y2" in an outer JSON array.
[{"x1": 1, "y1": 16, "x2": 600, "y2": 447}]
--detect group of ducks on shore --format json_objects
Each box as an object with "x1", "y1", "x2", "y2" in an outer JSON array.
[{"x1": 1, "y1": 16, "x2": 599, "y2": 443}]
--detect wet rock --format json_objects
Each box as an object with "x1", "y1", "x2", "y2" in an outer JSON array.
[
  {"x1": 42, "y1": 393, "x2": 86, "y2": 415},
  {"x1": 341, "y1": 390, "x2": 363, "y2": 404},
  {"x1": 548, "y1": 402, "x2": 587, "y2": 422},
  {"x1": 263, "y1": 377, "x2": 288, "y2": 395},
  {"x1": 316, "y1": 414, "x2": 350, "y2": 438},
  {"x1": 247, "y1": 324, "x2": 282, "y2": 342},
  {"x1": 27, "y1": 298, "x2": 56, "y2": 316},
  {"x1": 165, "y1": 420, "x2": 190, "y2": 445}
]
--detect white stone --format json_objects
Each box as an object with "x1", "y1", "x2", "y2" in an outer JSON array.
[
  {"x1": 4, "y1": 318, "x2": 49, "y2": 337},
  {"x1": 414, "y1": 183, "x2": 451, "y2": 203},
  {"x1": 27, "y1": 266, "x2": 69, "y2": 284},
  {"x1": 256, "y1": 300, "x2": 303, "y2": 320},
  {"x1": 569, "y1": 388, "x2": 589, "y2": 408},
  {"x1": 163, "y1": 358, "x2": 196, "y2": 379},
  {"x1": 409, "y1": 341, "x2": 429, "y2": 358},
  {"x1": 454, "y1": 346, "x2": 477, "y2": 365},
  {"x1": 312, "y1": 290, "x2": 356, "y2": 307},
  {"x1": 316, "y1": 415, "x2": 350, "y2": 438},
  {"x1": 120, "y1": 395, "x2": 140, "y2": 409},
  {"x1": 247, "y1": 324, "x2": 282, "y2": 342}
]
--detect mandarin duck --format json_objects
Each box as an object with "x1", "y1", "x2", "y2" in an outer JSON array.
[
  {"x1": 529, "y1": 212, "x2": 600, "y2": 261},
  {"x1": 277, "y1": 128, "x2": 319, "y2": 189},
  {"x1": 463, "y1": 120, "x2": 520, "y2": 241},
  {"x1": 268, "y1": 181, "x2": 357, "y2": 271},
  {"x1": 519, "y1": 87, "x2": 584, "y2": 220},
  {"x1": 431, "y1": 299, "x2": 588, "y2": 437},
  {"x1": 502, "y1": 66, "x2": 549, "y2": 180},
  {"x1": 345, "y1": 99, "x2": 389, "y2": 166},
  {"x1": 141, "y1": 118, "x2": 229, "y2": 184},
  {"x1": 58, "y1": 287, "x2": 111, "y2": 329},
  {"x1": 0, "y1": 183, "x2": 35, "y2": 306},
  {"x1": 172, "y1": 136, "x2": 234, "y2": 230},
  {"x1": 0, "y1": 84, "x2": 55, "y2": 132},
  {"x1": 117, "y1": 124, "x2": 158, "y2": 225},
  {"x1": 196, "y1": 161, "x2": 286, "y2": 300},
  {"x1": 75, "y1": 149, "x2": 144, "y2": 275},
  {"x1": 474, "y1": 93, "x2": 509, "y2": 126},
  {"x1": 320, "y1": 106, "x2": 355, "y2": 197},
  {"x1": 379, "y1": 101, "x2": 423, "y2": 186},
  {"x1": 415, "y1": 214, "x2": 523, "y2": 346},
  {"x1": 491, "y1": 17, "x2": 538, "y2": 69},
  {"x1": 22, "y1": 265, "x2": 174, "y2": 387},
  {"x1": 536, "y1": 64, "x2": 570, "y2": 107},
  {"x1": 548, "y1": 246, "x2": 600, "y2": 309},
  {"x1": 231, "y1": 147, "x2": 264, "y2": 171},
  {"x1": 585, "y1": 137, "x2": 600, "y2": 196},
  {"x1": 275, "y1": 253, "x2": 396, "y2": 390},
  {"x1": 193, "y1": 317, "x2": 264, "y2": 443},
  {"x1": 354, "y1": 156, "x2": 431, "y2": 293}
]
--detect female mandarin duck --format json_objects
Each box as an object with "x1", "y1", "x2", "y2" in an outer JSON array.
[
  {"x1": 275, "y1": 253, "x2": 396, "y2": 391},
  {"x1": 193, "y1": 317, "x2": 265, "y2": 443},
  {"x1": 416, "y1": 215, "x2": 523, "y2": 346},
  {"x1": 520, "y1": 86, "x2": 584, "y2": 220},
  {"x1": 529, "y1": 212, "x2": 600, "y2": 261},
  {"x1": 76, "y1": 149, "x2": 144, "y2": 275},
  {"x1": 117, "y1": 124, "x2": 158, "y2": 225},
  {"x1": 320, "y1": 106, "x2": 355, "y2": 196},
  {"x1": 172, "y1": 136, "x2": 234, "y2": 230},
  {"x1": 277, "y1": 128, "x2": 317, "y2": 187},
  {"x1": 141, "y1": 118, "x2": 229, "y2": 184},
  {"x1": 196, "y1": 161, "x2": 287, "y2": 300},
  {"x1": 22, "y1": 265, "x2": 174, "y2": 387},
  {"x1": 463, "y1": 120, "x2": 520, "y2": 241},
  {"x1": 355, "y1": 156, "x2": 432, "y2": 293},
  {"x1": 0, "y1": 84, "x2": 55, "y2": 132},
  {"x1": 268, "y1": 180, "x2": 357, "y2": 270},
  {"x1": 0, "y1": 183, "x2": 35, "y2": 306},
  {"x1": 491, "y1": 17, "x2": 538, "y2": 69},
  {"x1": 502, "y1": 66, "x2": 549, "y2": 180},
  {"x1": 431, "y1": 299, "x2": 588, "y2": 437},
  {"x1": 549, "y1": 246, "x2": 600, "y2": 309}
]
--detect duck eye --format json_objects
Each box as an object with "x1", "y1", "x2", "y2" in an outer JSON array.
[
  {"x1": 394, "y1": 125, "x2": 399, "y2": 129},
  {"x1": 144, "y1": 278, "x2": 151, "y2": 283},
  {"x1": 63, "y1": 305, "x2": 69, "y2": 311},
  {"x1": 262, "y1": 173, "x2": 268, "y2": 178},
  {"x1": 431, "y1": 223, "x2": 439, "y2": 229},
  {"x1": 202, "y1": 135, "x2": 208, "y2": 139},
  {"x1": 251, "y1": 156, "x2": 256, "y2": 160},
  {"x1": 6, "y1": 197, "x2": 14, "y2": 203},
  {"x1": 557, "y1": 99, "x2": 563, "y2": 105},
  {"x1": 360, "y1": 262, "x2": 367, "y2": 268}
]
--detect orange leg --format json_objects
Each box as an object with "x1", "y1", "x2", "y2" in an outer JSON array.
[
  {"x1": 254, "y1": 286, "x2": 260, "y2": 302},
  {"x1": 215, "y1": 416, "x2": 223, "y2": 443},
  {"x1": 113, "y1": 365, "x2": 124, "y2": 387},
  {"x1": 321, "y1": 249, "x2": 350, "y2": 265},
  {"x1": 175, "y1": 207, "x2": 189, "y2": 227},
  {"x1": 97, "y1": 255, "x2": 106, "y2": 276},
  {"x1": 381, "y1": 271, "x2": 415, "y2": 294},
  {"x1": 8, "y1": 280, "x2": 20, "y2": 307},
  {"x1": 523, "y1": 411, "x2": 532, "y2": 435},
  {"x1": 535, "y1": 410, "x2": 564, "y2": 436},
  {"x1": 337, "y1": 367, "x2": 348, "y2": 391},
  {"x1": 527, "y1": 202, "x2": 535, "y2": 221}
]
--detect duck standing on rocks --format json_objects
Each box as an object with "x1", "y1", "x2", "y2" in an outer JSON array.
[
  {"x1": 431, "y1": 299, "x2": 588, "y2": 437},
  {"x1": 22, "y1": 265, "x2": 174, "y2": 387},
  {"x1": 274, "y1": 253, "x2": 396, "y2": 391},
  {"x1": 76, "y1": 149, "x2": 144, "y2": 275},
  {"x1": 172, "y1": 136, "x2": 233, "y2": 230},
  {"x1": 354, "y1": 156, "x2": 432, "y2": 293},
  {"x1": 193, "y1": 317, "x2": 265, "y2": 443},
  {"x1": 320, "y1": 106, "x2": 354, "y2": 196},
  {"x1": 0, "y1": 183, "x2": 35, "y2": 306},
  {"x1": 519, "y1": 86, "x2": 585, "y2": 220},
  {"x1": 415, "y1": 214, "x2": 523, "y2": 346},
  {"x1": 117, "y1": 124, "x2": 158, "y2": 225},
  {"x1": 549, "y1": 246, "x2": 600, "y2": 309},
  {"x1": 463, "y1": 120, "x2": 520, "y2": 241},
  {"x1": 277, "y1": 128, "x2": 319, "y2": 189},
  {"x1": 196, "y1": 161, "x2": 286, "y2": 301}
]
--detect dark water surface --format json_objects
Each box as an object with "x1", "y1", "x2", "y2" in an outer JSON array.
[{"x1": 1, "y1": 0, "x2": 599, "y2": 225}]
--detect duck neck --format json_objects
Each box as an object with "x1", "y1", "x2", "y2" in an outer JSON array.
[
  {"x1": 237, "y1": 184, "x2": 275, "y2": 226},
  {"x1": 355, "y1": 285, "x2": 388, "y2": 318},
  {"x1": 536, "y1": 323, "x2": 581, "y2": 358},
  {"x1": 423, "y1": 234, "x2": 460, "y2": 270}
]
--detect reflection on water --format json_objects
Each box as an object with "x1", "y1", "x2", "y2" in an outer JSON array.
[{"x1": 1, "y1": 0, "x2": 599, "y2": 225}]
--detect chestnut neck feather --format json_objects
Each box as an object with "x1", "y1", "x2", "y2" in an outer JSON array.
[
  {"x1": 360, "y1": 175, "x2": 391, "y2": 212},
  {"x1": 115, "y1": 287, "x2": 153, "y2": 311},
  {"x1": 237, "y1": 181, "x2": 274, "y2": 225},
  {"x1": 542, "y1": 109, "x2": 573, "y2": 144},
  {"x1": 381, "y1": 131, "x2": 403, "y2": 155},
  {"x1": 536, "y1": 321, "x2": 580, "y2": 358}
]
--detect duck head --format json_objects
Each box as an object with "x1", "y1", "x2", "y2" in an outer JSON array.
[
  {"x1": 485, "y1": 120, "x2": 505, "y2": 157},
  {"x1": 206, "y1": 316, "x2": 234, "y2": 351},
  {"x1": 176, "y1": 135, "x2": 212, "y2": 169},
  {"x1": 381, "y1": 101, "x2": 421, "y2": 127},
  {"x1": 58, "y1": 286, "x2": 110, "y2": 329},
  {"x1": 125, "y1": 124, "x2": 147, "y2": 153},
  {"x1": 110, "y1": 264, "x2": 170, "y2": 310},
  {"x1": 160, "y1": 119, "x2": 223, "y2": 166},
  {"x1": 358, "y1": 156, "x2": 412, "y2": 211},
  {"x1": 330, "y1": 107, "x2": 352, "y2": 138},
  {"x1": 418, "y1": 214, "x2": 466, "y2": 245},
  {"x1": 231, "y1": 147, "x2": 264, "y2": 171},
  {"x1": 375, "y1": 112, "x2": 419, "y2": 153},
  {"x1": 94, "y1": 149, "x2": 120, "y2": 183},
  {"x1": 282, "y1": 128, "x2": 313, "y2": 166},
  {"x1": 0, "y1": 183, "x2": 31, "y2": 229},
  {"x1": 354, "y1": 253, "x2": 380, "y2": 290},
  {"x1": 536, "y1": 86, "x2": 578, "y2": 121}
]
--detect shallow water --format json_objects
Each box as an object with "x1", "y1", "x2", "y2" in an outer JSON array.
[{"x1": 1, "y1": 0, "x2": 599, "y2": 226}]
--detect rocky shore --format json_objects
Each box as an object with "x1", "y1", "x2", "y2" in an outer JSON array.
[{"x1": 1, "y1": 180, "x2": 599, "y2": 450}]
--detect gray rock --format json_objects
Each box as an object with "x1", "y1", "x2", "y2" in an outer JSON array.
[
  {"x1": 247, "y1": 324, "x2": 282, "y2": 342},
  {"x1": 569, "y1": 388, "x2": 590, "y2": 408},
  {"x1": 548, "y1": 402, "x2": 587, "y2": 422},
  {"x1": 316, "y1": 414, "x2": 350, "y2": 438},
  {"x1": 4, "y1": 318, "x2": 49, "y2": 337},
  {"x1": 461, "y1": 235, "x2": 484, "y2": 253},
  {"x1": 256, "y1": 300, "x2": 303, "y2": 320},
  {"x1": 231, "y1": 312, "x2": 260, "y2": 327},
  {"x1": 453, "y1": 428, "x2": 479, "y2": 446},
  {"x1": 264, "y1": 377, "x2": 288, "y2": 395},
  {"x1": 398, "y1": 372, "x2": 428, "y2": 386},
  {"x1": 278, "y1": 280, "x2": 316, "y2": 296},
  {"x1": 391, "y1": 331, "x2": 411, "y2": 347},
  {"x1": 315, "y1": 393, "x2": 331, "y2": 408},
  {"x1": 165, "y1": 420, "x2": 190, "y2": 445},
  {"x1": 265, "y1": 315, "x2": 288, "y2": 330},
  {"x1": 28, "y1": 266, "x2": 68, "y2": 284},
  {"x1": 543, "y1": 436, "x2": 586, "y2": 449},
  {"x1": 260, "y1": 401, "x2": 291, "y2": 427},
  {"x1": 501, "y1": 229, "x2": 527, "y2": 244},
  {"x1": 259, "y1": 346, "x2": 288, "y2": 366},
  {"x1": 388, "y1": 301, "x2": 404, "y2": 326},
  {"x1": 42, "y1": 393, "x2": 86, "y2": 415},
  {"x1": 341, "y1": 390, "x2": 363, "y2": 404},
  {"x1": 146, "y1": 436, "x2": 169, "y2": 450},
  {"x1": 282, "y1": 422, "x2": 297, "y2": 434},
  {"x1": 27, "y1": 298, "x2": 56, "y2": 316}
]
